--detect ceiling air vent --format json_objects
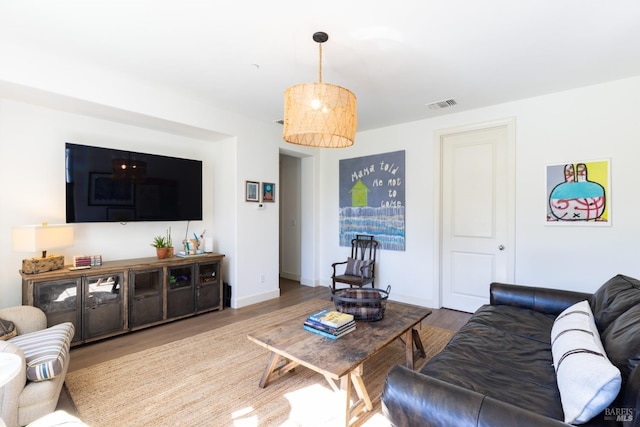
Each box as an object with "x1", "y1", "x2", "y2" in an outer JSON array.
[{"x1": 426, "y1": 99, "x2": 457, "y2": 110}]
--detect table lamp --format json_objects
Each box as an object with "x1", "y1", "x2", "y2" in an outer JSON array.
[{"x1": 12, "y1": 223, "x2": 74, "y2": 274}]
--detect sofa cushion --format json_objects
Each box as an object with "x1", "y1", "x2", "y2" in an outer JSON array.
[
  {"x1": 551, "y1": 300, "x2": 621, "y2": 424},
  {"x1": 8, "y1": 322, "x2": 74, "y2": 382},
  {"x1": 0, "y1": 317, "x2": 17, "y2": 340},
  {"x1": 464, "y1": 304, "x2": 555, "y2": 343},
  {"x1": 600, "y1": 303, "x2": 640, "y2": 380},
  {"x1": 590, "y1": 274, "x2": 640, "y2": 332},
  {"x1": 420, "y1": 304, "x2": 565, "y2": 421},
  {"x1": 344, "y1": 257, "x2": 372, "y2": 278}
]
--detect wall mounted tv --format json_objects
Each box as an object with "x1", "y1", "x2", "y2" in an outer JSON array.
[{"x1": 65, "y1": 143, "x2": 203, "y2": 223}]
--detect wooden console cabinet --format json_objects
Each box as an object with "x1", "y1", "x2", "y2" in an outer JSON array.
[{"x1": 21, "y1": 254, "x2": 224, "y2": 345}]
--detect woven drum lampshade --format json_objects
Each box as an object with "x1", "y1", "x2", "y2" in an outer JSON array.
[
  {"x1": 283, "y1": 83, "x2": 356, "y2": 148},
  {"x1": 283, "y1": 32, "x2": 357, "y2": 148}
]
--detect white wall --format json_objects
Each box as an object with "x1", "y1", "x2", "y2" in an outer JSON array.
[
  {"x1": 232, "y1": 122, "x2": 282, "y2": 306},
  {"x1": 317, "y1": 76, "x2": 640, "y2": 308},
  {"x1": 0, "y1": 40, "x2": 289, "y2": 309},
  {"x1": 0, "y1": 99, "x2": 212, "y2": 305},
  {"x1": 0, "y1": 93, "x2": 285, "y2": 309},
  {"x1": 2, "y1": 69, "x2": 639, "y2": 312}
]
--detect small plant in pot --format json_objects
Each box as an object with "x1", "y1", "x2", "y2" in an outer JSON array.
[{"x1": 151, "y1": 227, "x2": 174, "y2": 259}]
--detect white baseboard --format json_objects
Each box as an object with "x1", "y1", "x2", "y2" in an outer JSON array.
[
  {"x1": 388, "y1": 292, "x2": 435, "y2": 309},
  {"x1": 280, "y1": 271, "x2": 300, "y2": 281},
  {"x1": 300, "y1": 276, "x2": 324, "y2": 287},
  {"x1": 232, "y1": 289, "x2": 280, "y2": 308}
]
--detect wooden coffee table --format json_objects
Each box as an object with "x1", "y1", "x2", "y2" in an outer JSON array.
[{"x1": 247, "y1": 299, "x2": 432, "y2": 426}]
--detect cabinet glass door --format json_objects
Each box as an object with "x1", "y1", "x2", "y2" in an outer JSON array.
[
  {"x1": 196, "y1": 261, "x2": 220, "y2": 311},
  {"x1": 34, "y1": 279, "x2": 81, "y2": 342},
  {"x1": 167, "y1": 265, "x2": 195, "y2": 318},
  {"x1": 84, "y1": 273, "x2": 124, "y2": 339},
  {"x1": 129, "y1": 268, "x2": 163, "y2": 327}
]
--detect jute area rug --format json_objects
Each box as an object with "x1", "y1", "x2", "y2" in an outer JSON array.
[{"x1": 66, "y1": 300, "x2": 455, "y2": 427}]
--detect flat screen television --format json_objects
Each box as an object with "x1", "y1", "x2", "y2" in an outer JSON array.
[{"x1": 65, "y1": 143, "x2": 203, "y2": 223}]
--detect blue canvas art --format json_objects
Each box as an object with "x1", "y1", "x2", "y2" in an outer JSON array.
[{"x1": 339, "y1": 150, "x2": 405, "y2": 250}]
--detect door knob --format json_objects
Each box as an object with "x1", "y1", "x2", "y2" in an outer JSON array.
[{"x1": 498, "y1": 245, "x2": 505, "y2": 251}]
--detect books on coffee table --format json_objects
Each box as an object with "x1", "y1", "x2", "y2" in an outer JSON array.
[
  {"x1": 307, "y1": 309, "x2": 354, "y2": 328},
  {"x1": 304, "y1": 309, "x2": 356, "y2": 339},
  {"x1": 303, "y1": 322, "x2": 356, "y2": 339}
]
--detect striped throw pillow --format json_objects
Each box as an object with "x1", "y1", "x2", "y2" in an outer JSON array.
[
  {"x1": 344, "y1": 257, "x2": 372, "y2": 278},
  {"x1": 551, "y1": 300, "x2": 621, "y2": 424},
  {"x1": 8, "y1": 322, "x2": 75, "y2": 382}
]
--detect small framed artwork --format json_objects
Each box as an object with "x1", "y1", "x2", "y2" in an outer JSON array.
[
  {"x1": 245, "y1": 181, "x2": 260, "y2": 202},
  {"x1": 545, "y1": 158, "x2": 611, "y2": 226},
  {"x1": 262, "y1": 182, "x2": 275, "y2": 202}
]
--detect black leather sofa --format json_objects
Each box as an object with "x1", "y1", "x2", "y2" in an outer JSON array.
[{"x1": 382, "y1": 274, "x2": 640, "y2": 427}]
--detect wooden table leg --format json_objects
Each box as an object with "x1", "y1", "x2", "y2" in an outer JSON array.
[
  {"x1": 339, "y1": 364, "x2": 373, "y2": 426},
  {"x1": 259, "y1": 352, "x2": 280, "y2": 388},
  {"x1": 258, "y1": 352, "x2": 299, "y2": 388},
  {"x1": 404, "y1": 327, "x2": 426, "y2": 369},
  {"x1": 413, "y1": 328, "x2": 426, "y2": 359},
  {"x1": 341, "y1": 372, "x2": 353, "y2": 426},
  {"x1": 404, "y1": 329, "x2": 415, "y2": 369}
]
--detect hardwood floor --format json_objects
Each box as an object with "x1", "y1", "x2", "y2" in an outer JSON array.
[
  {"x1": 70, "y1": 279, "x2": 470, "y2": 371},
  {"x1": 59, "y1": 279, "x2": 471, "y2": 413},
  {"x1": 69, "y1": 278, "x2": 323, "y2": 371}
]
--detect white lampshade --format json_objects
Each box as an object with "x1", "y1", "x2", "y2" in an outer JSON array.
[{"x1": 12, "y1": 224, "x2": 74, "y2": 256}]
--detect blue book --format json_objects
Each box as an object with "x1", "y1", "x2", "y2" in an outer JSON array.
[
  {"x1": 304, "y1": 324, "x2": 355, "y2": 339},
  {"x1": 304, "y1": 319, "x2": 355, "y2": 334}
]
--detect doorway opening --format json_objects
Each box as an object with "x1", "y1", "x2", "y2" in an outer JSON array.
[{"x1": 279, "y1": 153, "x2": 302, "y2": 287}]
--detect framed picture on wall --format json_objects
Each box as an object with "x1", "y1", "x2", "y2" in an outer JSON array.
[
  {"x1": 245, "y1": 181, "x2": 259, "y2": 202},
  {"x1": 545, "y1": 159, "x2": 611, "y2": 226},
  {"x1": 262, "y1": 182, "x2": 275, "y2": 202}
]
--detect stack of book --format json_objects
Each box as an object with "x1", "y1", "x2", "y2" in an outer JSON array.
[
  {"x1": 73, "y1": 255, "x2": 103, "y2": 267},
  {"x1": 304, "y1": 309, "x2": 356, "y2": 339}
]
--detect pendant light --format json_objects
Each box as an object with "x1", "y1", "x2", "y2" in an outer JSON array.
[{"x1": 283, "y1": 32, "x2": 357, "y2": 148}]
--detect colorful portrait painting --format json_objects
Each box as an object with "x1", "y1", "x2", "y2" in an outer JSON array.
[{"x1": 546, "y1": 159, "x2": 610, "y2": 225}]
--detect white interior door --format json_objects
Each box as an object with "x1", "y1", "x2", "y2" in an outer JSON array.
[{"x1": 439, "y1": 120, "x2": 515, "y2": 313}]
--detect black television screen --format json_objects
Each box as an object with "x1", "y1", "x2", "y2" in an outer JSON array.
[{"x1": 65, "y1": 143, "x2": 203, "y2": 223}]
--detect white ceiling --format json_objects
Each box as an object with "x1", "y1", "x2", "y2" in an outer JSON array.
[{"x1": 2, "y1": 0, "x2": 640, "y2": 132}]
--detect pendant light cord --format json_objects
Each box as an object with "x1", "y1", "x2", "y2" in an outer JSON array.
[{"x1": 318, "y1": 43, "x2": 323, "y2": 83}]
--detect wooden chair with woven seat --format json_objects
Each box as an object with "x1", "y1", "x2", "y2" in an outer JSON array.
[{"x1": 331, "y1": 235, "x2": 379, "y2": 291}]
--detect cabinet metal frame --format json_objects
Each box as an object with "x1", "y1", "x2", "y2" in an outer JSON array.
[{"x1": 21, "y1": 254, "x2": 224, "y2": 345}]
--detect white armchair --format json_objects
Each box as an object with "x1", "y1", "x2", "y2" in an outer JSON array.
[{"x1": 0, "y1": 306, "x2": 73, "y2": 427}]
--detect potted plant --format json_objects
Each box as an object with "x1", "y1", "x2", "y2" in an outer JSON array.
[{"x1": 151, "y1": 227, "x2": 174, "y2": 259}]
